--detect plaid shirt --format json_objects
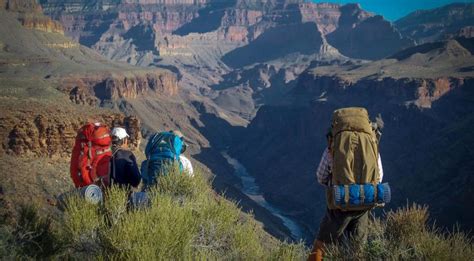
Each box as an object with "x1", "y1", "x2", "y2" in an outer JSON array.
[{"x1": 316, "y1": 148, "x2": 384, "y2": 186}]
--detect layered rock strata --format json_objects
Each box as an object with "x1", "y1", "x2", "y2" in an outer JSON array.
[
  {"x1": 2, "y1": 109, "x2": 141, "y2": 157},
  {"x1": 60, "y1": 71, "x2": 178, "y2": 105}
]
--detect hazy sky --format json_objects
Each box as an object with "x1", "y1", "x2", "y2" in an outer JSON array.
[{"x1": 311, "y1": 0, "x2": 474, "y2": 21}]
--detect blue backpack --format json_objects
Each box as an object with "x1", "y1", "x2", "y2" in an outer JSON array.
[{"x1": 141, "y1": 132, "x2": 184, "y2": 188}]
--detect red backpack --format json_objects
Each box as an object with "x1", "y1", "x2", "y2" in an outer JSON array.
[{"x1": 70, "y1": 123, "x2": 112, "y2": 188}]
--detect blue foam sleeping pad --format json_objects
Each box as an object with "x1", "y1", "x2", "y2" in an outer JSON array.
[{"x1": 333, "y1": 183, "x2": 391, "y2": 206}]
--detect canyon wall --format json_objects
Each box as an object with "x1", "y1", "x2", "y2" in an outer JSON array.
[
  {"x1": 60, "y1": 71, "x2": 178, "y2": 106},
  {"x1": 3, "y1": 0, "x2": 65, "y2": 34},
  {"x1": 2, "y1": 110, "x2": 141, "y2": 158},
  {"x1": 18, "y1": 14, "x2": 65, "y2": 34},
  {"x1": 40, "y1": 0, "x2": 412, "y2": 62},
  {"x1": 5, "y1": 0, "x2": 42, "y2": 12},
  {"x1": 395, "y1": 3, "x2": 474, "y2": 44}
]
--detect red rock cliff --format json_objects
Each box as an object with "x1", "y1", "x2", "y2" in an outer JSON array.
[
  {"x1": 1, "y1": 108, "x2": 142, "y2": 157},
  {"x1": 18, "y1": 14, "x2": 64, "y2": 34},
  {"x1": 3, "y1": 0, "x2": 65, "y2": 34},
  {"x1": 59, "y1": 70, "x2": 179, "y2": 106},
  {"x1": 294, "y1": 73, "x2": 464, "y2": 108}
]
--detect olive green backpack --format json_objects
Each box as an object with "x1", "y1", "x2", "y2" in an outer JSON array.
[{"x1": 327, "y1": 107, "x2": 380, "y2": 210}]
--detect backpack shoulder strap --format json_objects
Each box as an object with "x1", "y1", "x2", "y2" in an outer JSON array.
[
  {"x1": 146, "y1": 133, "x2": 164, "y2": 158},
  {"x1": 168, "y1": 134, "x2": 178, "y2": 159},
  {"x1": 110, "y1": 148, "x2": 122, "y2": 185}
]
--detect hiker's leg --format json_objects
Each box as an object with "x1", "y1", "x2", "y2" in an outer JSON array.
[
  {"x1": 308, "y1": 208, "x2": 351, "y2": 260},
  {"x1": 346, "y1": 210, "x2": 369, "y2": 246},
  {"x1": 318, "y1": 208, "x2": 350, "y2": 243},
  {"x1": 355, "y1": 210, "x2": 369, "y2": 243}
]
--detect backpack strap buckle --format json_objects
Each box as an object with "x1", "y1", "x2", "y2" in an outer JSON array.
[
  {"x1": 360, "y1": 185, "x2": 365, "y2": 204},
  {"x1": 96, "y1": 147, "x2": 111, "y2": 155},
  {"x1": 344, "y1": 185, "x2": 350, "y2": 205}
]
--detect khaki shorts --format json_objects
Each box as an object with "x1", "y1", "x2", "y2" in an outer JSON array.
[{"x1": 316, "y1": 208, "x2": 369, "y2": 244}]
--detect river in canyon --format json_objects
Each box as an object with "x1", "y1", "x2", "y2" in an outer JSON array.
[{"x1": 221, "y1": 151, "x2": 304, "y2": 241}]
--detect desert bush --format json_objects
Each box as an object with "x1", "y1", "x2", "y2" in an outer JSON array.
[
  {"x1": 0, "y1": 226, "x2": 16, "y2": 259},
  {"x1": 0, "y1": 204, "x2": 60, "y2": 259},
  {"x1": 103, "y1": 185, "x2": 128, "y2": 226},
  {"x1": 99, "y1": 195, "x2": 197, "y2": 259},
  {"x1": 270, "y1": 241, "x2": 308, "y2": 260},
  {"x1": 385, "y1": 203, "x2": 428, "y2": 243},
  {"x1": 2, "y1": 173, "x2": 472, "y2": 261},
  {"x1": 411, "y1": 227, "x2": 473, "y2": 261},
  {"x1": 60, "y1": 193, "x2": 104, "y2": 257},
  {"x1": 56, "y1": 167, "x2": 308, "y2": 260},
  {"x1": 325, "y1": 203, "x2": 473, "y2": 261},
  {"x1": 154, "y1": 164, "x2": 204, "y2": 200}
]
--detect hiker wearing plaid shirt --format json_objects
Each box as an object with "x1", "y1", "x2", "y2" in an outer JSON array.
[{"x1": 309, "y1": 130, "x2": 384, "y2": 261}]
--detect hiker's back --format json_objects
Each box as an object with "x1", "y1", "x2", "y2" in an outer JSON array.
[
  {"x1": 70, "y1": 122, "x2": 112, "y2": 188},
  {"x1": 141, "y1": 131, "x2": 184, "y2": 188},
  {"x1": 328, "y1": 107, "x2": 381, "y2": 210},
  {"x1": 331, "y1": 107, "x2": 380, "y2": 186},
  {"x1": 110, "y1": 148, "x2": 141, "y2": 188}
]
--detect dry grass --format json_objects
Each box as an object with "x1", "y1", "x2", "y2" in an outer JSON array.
[{"x1": 325, "y1": 203, "x2": 473, "y2": 260}]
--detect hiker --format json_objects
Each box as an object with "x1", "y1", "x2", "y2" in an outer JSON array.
[
  {"x1": 110, "y1": 127, "x2": 141, "y2": 189},
  {"x1": 308, "y1": 107, "x2": 385, "y2": 261},
  {"x1": 141, "y1": 130, "x2": 188, "y2": 188}
]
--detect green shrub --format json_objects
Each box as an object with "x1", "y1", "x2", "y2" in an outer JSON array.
[
  {"x1": 100, "y1": 195, "x2": 197, "y2": 259},
  {"x1": 0, "y1": 165, "x2": 307, "y2": 259},
  {"x1": 0, "y1": 225, "x2": 15, "y2": 259},
  {"x1": 325, "y1": 204, "x2": 473, "y2": 261},
  {"x1": 56, "y1": 168, "x2": 308, "y2": 260},
  {"x1": 61, "y1": 193, "x2": 103, "y2": 256},
  {"x1": 154, "y1": 164, "x2": 203, "y2": 200},
  {"x1": 412, "y1": 227, "x2": 473, "y2": 261},
  {"x1": 103, "y1": 185, "x2": 128, "y2": 226},
  {"x1": 7, "y1": 169, "x2": 471, "y2": 261},
  {"x1": 0, "y1": 204, "x2": 60, "y2": 259}
]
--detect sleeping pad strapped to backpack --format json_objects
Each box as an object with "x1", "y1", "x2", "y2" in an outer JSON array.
[
  {"x1": 141, "y1": 131, "x2": 183, "y2": 188},
  {"x1": 328, "y1": 107, "x2": 383, "y2": 211},
  {"x1": 70, "y1": 123, "x2": 112, "y2": 188}
]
